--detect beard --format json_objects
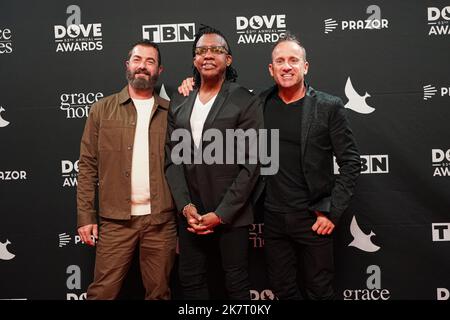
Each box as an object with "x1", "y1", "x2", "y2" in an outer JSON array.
[{"x1": 126, "y1": 67, "x2": 159, "y2": 90}]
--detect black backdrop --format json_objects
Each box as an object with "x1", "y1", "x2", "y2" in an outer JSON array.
[{"x1": 1, "y1": 0, "x2": 449, "y2": 300}]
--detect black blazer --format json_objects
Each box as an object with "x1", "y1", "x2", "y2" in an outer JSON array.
[
  {"x1": 253, "y1": 84, "x2": 361, "y2": 224},
  {"x1": 165, "y1": 81, "x2": 264, "y2": 227}
]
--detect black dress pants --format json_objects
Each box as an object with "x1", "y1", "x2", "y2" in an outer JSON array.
[
  {"x1": 264, "y1": 209, "x2": 335, "y2": 300},
  {"x1": 177, "y1": 215, "x2": 251, "y2": 300}
]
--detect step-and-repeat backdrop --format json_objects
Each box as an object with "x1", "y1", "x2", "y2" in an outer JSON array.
[{"x1": 1, "y1": 0, "x2": 449, "y2": 300}]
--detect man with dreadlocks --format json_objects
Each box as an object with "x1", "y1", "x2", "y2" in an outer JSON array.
[{"x1": 165, "y1": 25, "x2": 263, "y2": 299}]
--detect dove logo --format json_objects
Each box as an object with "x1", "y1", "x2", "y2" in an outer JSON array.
[
  {"x1": 0, "y1": 28, "x2": 13, "y2": 54},
  {"x1": 343, "y1": 265, "x2": 391, "y2": 300},
  {"x1": 142, "y1": 23, "x2": 195, "y2": 43},
  {"x1": 432, "y1": 223, "x2": 450, "y2": 241},
  {"x1": 427, "y1": 7, "x2": 450, "y2": 36},
  {"x1": 0, "y1": 106, "x2": 10, "y2": 127},
  {"x1": 249, "y1": 223, "x2": 264, "y2": 248},
  {"x1": 432, "y1": 149, "x2": 450, "y2": 177},
  {"x1": 59, "y1": 92, "x2": 103, "y2": 119},
  {"x1": 348, "y1": 215, "x2": 380, "y2": 252},
  {"x1": 61, "y1": 160, "x2": 78, "y2": 187},
  {"x1": 0, "y1": 239, "x2": 15, "y2": 261},
  {"x1": 344, "y1": 77, "x2": 375, "y2": 114},
  {"x1": 437, "y1": 288, "x2": 449, "y2": 300},
  {"x1": 250, "y1": 289, "x2": 276, "y2": 300},
  {"x1": 54, "y1": 5, "x2": 103, "y2": 53},
  {"x1": 236, "y1": 14, "x2": 287, "y2": 44}
]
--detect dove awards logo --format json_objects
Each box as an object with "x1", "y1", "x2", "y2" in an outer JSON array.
[
  {"x1": 432, "y1": 149, "x2": 450, "y2": 177},
  {"x1": 0, "y1": 28, "x2": 13, "y2": 54},
  {"x1": 432, "y1": 223, "x2": 450, "y2": 241},
  {"x1": 61, "y1": 160, "x2": 78, "y2": 187},
  {"x1": 423, "y1": 84, "x2": 450, "y2": 100},
  {"x1": 324, "y1": 5, "x2": 388, "y2": 34},
  {"x1": 249, "y1": 223, "x2": 264, "y2": 248},
  {"x1": 344, "y1": 77, "x2": 375, "y2": 114},
  {"x1": 59, "y1": 92, "x2": 103, "y2": 119},
  {"x1": 0, "y1": 106, "x2": 10, "y2": 127},
  {"x1": 142, "y1": 23, "x2": 195, "y2": 43},
  {"x1": 348, "y1": 215, "x2": 380, "y2": 252},
  {"x1": 250, "y1": 289, "x2": 276, "y2": 300},
  {"x1": 54, "y1": 5, "x2": 103, "y2": 53},
  {"x1": 235, "y1": 14, "x2": 287, "y2": 44},
  {"x1": 343, "y1": 265, "x2": 391, "y2": 300},
  {"x1": 437, "y1": 288, "x2": 449, "y2": 300},
  {"x1": 0, "y1": 239, "x2": 16, "y2": 261},
  {"x1": 427, "y1": 6, "x2": 450, "y2": 36}
]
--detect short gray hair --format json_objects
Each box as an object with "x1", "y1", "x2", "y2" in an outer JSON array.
[{"x1": 271, "y1": 31, "x2": 307, "y2": 61}]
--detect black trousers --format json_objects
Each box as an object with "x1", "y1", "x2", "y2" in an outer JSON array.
[
  {"x1": 264, "y1": 209, "x2": 335, "y2": 300},
  {"x1": 177, "y1": 215, "x2": 251, "y2": 300}
]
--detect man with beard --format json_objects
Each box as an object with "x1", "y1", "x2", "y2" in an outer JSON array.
[{"x1": 77, "y1": 40, "x2": 176, "y2": 299}]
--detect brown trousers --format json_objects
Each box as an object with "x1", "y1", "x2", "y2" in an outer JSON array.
[{"x1": 87, "y1": 214, "x2": 177, "y2": 300}]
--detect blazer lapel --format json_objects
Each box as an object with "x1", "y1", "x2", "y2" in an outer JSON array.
[
  {"x1": 202, "y1": 81, "x2": 231, "y2": 133},
  {"x1": 180, "y1": 89, "x2": 199, "y2": 132},
  {"x1": 300, "y1": 90, "x2": 316, "y2": 161}
]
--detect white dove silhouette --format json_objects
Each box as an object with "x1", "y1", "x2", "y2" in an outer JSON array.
[
  {"x1": 0, "y1": 106, "x2": 10, "y2": 127},
  {"x1": 344, "y1": 77, "x2": 375, "y2": 114},
  {"x1": 348, "y1": 216, "x2": 380, "y2": 252},
  {"x1": 0, "y1": 239, "x2": 16, "y2": 260}
]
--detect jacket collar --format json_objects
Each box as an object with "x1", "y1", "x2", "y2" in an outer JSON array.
[
  {"x1": 259, "y1": 82, "x2": 315, "y2": 102},
  {"x1": 118, "y1": 85, "x2": 169, "y2": 109}
]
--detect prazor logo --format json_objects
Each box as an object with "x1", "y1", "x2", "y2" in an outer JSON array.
[{"x1": 324, "y1": 5, "x2": 388, "y2": 34}]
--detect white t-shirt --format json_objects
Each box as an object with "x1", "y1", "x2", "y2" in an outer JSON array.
[
  {"x1": 130, "y1": 97, "x2": 154, "y2": 216},
  {"x1": 190, "y1": 94, "x2": 217, "y2": 148}
]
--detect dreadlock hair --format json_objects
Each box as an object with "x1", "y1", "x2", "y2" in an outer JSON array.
[{"x1": 192, "y1": 24, "x2": 238, "y2": 88}]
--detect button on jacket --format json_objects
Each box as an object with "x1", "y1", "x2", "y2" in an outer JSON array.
[{"x1": 77, "y1": 86, "x2": 175, "y2": 227}]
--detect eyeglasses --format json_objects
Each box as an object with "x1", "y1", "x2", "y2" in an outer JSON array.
[{"x1": 195, "y1": 46, "x2": 228, "y2": 56}]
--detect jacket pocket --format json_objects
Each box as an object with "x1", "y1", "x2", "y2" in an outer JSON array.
[{"x1": 99, "y1": 120, "x2": 122, "y2": 151}]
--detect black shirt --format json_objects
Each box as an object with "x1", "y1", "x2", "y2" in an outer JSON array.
[{"x1": 264, "y1": 93, "x2": 310, "y2": 213}]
